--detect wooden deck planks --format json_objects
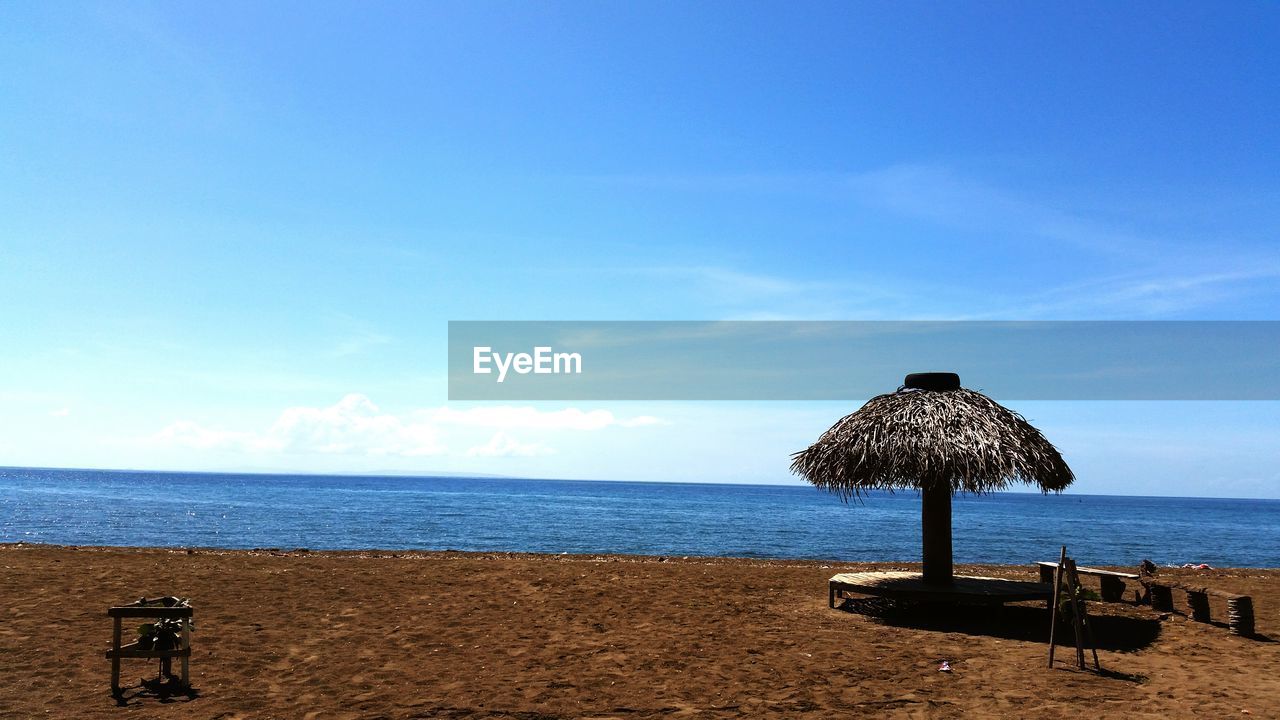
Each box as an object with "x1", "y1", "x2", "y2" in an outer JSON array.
[{"x1": 829, "y1": 571, "x2": 1052, "y2": 606}]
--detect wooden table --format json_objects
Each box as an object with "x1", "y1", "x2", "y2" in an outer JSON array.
[{"x1": 106, "y1": 602, "x2": 192, "y2": 695}]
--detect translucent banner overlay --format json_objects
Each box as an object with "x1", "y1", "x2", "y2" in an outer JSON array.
[{"x1": 448, "y1": 321, "x2": 1280, "y2": 401}]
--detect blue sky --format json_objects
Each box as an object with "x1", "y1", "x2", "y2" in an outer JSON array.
[{"x1": 2, "y1": 2, "x2": 1279, "y2": 497}]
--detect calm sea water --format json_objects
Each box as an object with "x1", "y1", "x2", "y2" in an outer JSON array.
[{"x1": 2, "y1": 467, "x2": 1277, "y2": 567}]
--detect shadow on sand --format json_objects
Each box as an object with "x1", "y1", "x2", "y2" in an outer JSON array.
[
  {"x1": 112, "y1": 677, "x2": 199, "y2": 707},
  {"x1": 1198, "y1": 618, "x2": 1275, "y2": 642},
  {"x1": 837, "y1": 597, "x2": 1162, "y2": 653}
]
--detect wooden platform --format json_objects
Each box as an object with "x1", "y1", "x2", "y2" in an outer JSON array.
[{"x1": 829, "y1": 571, "x2": 1052, "y2": 607}]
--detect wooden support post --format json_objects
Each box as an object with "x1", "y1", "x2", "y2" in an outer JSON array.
[
  {"x1": 110, "y1": 616, "x2": 122, "y2": 695},
  {"x1": 1151, "y1": 584, "x2": 1174, "y2": 612},
  {"x1": 828, "y1": 582, "x2": 836, "y2": 609},
  {"x1": 1099, "y1": 575, "x2": 1125, "y2": 603},
  {"x1": 181, "y1": 618, "x2": 191, "y2": 687},
  {"x1": 921, "y1": 482, "x2": 953, "y2": 585},
  {"x1": 1187, "y1": 590, "x2": 1211, "y2": 623},
  {"x1": 1039, "y1": 564, "x2": 1055, "y2": 584},
  {"x1": 1063, "y1": 559, "x2": 1086, "y2": 669},
  {"x1": 1227, "y1": 596, "x2": 1255, "y2": 636},
  {"x1": 1081, "y1": 610, "x2": 1102, "y2": 672},
  {"x1": 1047, "y1": 546, "x2": 1065, "y2": 668}
]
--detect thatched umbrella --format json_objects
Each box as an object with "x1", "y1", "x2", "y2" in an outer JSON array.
[{"x1": 791, "y1": 372, "x2": 1073, "y2": 585}]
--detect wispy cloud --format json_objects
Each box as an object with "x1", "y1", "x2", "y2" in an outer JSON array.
[
  {"x1": 594, "y1": 163, "x2": 1279, "y2": 319},
  {"x1": 578, "y1": 172, "x2": 823, "y2": 195},
  {"x1": 86, "y1": 3, "x2": 239, "y2": 130},
  {"x1": 332, "y1": 330, "x2": 392, "y2": 357},
  {"x1": 592, "y1": 164, "x2": 1167, "y2": 260},
  {"x1": 982, "y1": 264, "x2": 1280, "y2": 319},
  {"x1": 846, "y1": 163, "x2": 1163, "y2": 258},
  {"x1": 152, "y1": 420, "x2": 273, "y2": 452},
  {"x1": 846, "y1": 163, "x2": 1280, "y2": 317},
  {"x1": 427, "y1": 406, "x2": 663, "y2": 430},
  {"x1": 466, "y1": 432, "x2": 553, "y2": 458},
  {"x1": 630, "y1": 265, "x2": 924, "y2": 320},
  {"x1": 658, "y1": 266, "x2": 811, "y2": 301},
  {"x1": 325, "y1": 313, "x2": 393, "y2": 357}
]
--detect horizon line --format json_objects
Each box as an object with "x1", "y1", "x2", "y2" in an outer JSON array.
[{"x1": 3, "y1": 464, "x2": 1276, "y2": 503}]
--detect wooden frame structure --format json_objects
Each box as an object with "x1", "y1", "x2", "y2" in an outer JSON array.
[
  {"x1": 1047, "y1": 547, "x2": 1101, "y2": 672},
  {"x1": 106, "y1": 598, "x2": 193, "y2": 696}
]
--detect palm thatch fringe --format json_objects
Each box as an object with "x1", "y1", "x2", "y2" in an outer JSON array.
[{"x1": 790, "y1": 387, "x2": 1074, "y2": 500}]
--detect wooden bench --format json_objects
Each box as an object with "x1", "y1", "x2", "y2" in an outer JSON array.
[
  {"x1": 1035, "y1": 562, "x2": 1138, "y2": 602},
  {"x1": 1147, "y1": 581, "x2": 1255, "y2": 636}
]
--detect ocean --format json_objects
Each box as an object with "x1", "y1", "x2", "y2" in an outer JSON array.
[{"x1": 2, "y1": 467, "x2": 1276, "y2": 568}]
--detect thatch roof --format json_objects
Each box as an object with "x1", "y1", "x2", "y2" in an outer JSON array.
[{"x1": 790, "y1": 386, "x2": 1074, "y2": 501}]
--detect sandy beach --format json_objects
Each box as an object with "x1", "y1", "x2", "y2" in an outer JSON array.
[{"x1": 1, "y1": 544, "x2": 1277, "y2": 719}]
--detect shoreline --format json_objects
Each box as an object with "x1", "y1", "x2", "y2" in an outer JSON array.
[
  {"x1": 5, "y1": 542, "x2": 1277, "y2": 572},
  {"x1": 3, "y1": 544, "x2": 1278, "y2": 718}
]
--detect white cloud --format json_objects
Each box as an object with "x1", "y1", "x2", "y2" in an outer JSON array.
[
  {"x1": 48, "y1": 408, "x2": 71, "y2": 417},
  {"x1": 465, "y1": 432, "x2": 553, "y2": 458},
  {"x1": 153, "y1": 394, "x2": 446, "y2": 457},
  {"x1": 150, "y1": 396, "x2": 662, "y2": 458},
  {"x1": 266, "y1": 394, "x2": 445, "y2": 456}
]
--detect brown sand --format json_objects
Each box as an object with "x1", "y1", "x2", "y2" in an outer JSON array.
[{"x1": 1, "y1": 545, "x2": 1278, "y2": 719}]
